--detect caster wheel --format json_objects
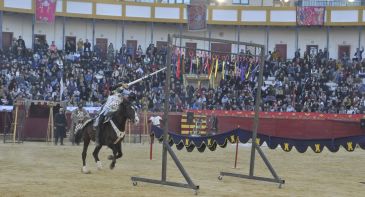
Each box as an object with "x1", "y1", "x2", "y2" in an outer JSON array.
[
  {"x1": 132, "y1": 181, "x2": 138, "y2": 186},
  {"x1": 278, "y1": 184, "x2": 282, "y2": 189},
  {"x1": 194, "y1": 190, "x2": 198, "y2": 195},
  {"x1": 218, "y1": 176, "x2": 223, "y2": 180}
]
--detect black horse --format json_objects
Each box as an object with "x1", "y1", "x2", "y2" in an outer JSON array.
[{"x1": 75, "y1": 100, "x2": 139, "y2": 173}]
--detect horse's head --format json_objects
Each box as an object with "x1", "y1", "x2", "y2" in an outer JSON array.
[{"x1": 118, "y1": 100, "x2": 139, "y2": 124}]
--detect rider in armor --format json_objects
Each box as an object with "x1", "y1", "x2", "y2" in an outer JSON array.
[{"x1": 94, "y1": 83, "x2": 131, "y2": 146}]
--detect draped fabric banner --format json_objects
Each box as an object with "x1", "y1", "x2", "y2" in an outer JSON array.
[
  {"x1": 151, "y1": 126, "x2": 365, "y2": 153},
  {"x1": 297, "y1": 6, "x2": 325, "y2": 26},
  {"x1": 187, "y1": 0, "x2": 207, "y2": 31},
  {"x1": 35, "y1": 0, "x2": 57, "y2": 23}
]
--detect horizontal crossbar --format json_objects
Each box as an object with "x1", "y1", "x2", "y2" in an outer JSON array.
[
  {"x1": 220, "y1": 171, "x2": 285, "y2": 185},
  {"x1": 131, "y1": 177, "x2": 199, "y2": 190}
]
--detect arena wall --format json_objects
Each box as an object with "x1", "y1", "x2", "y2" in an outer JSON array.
[{"x1": 2, "y1": 110, "x2": 363, "y2": 141}]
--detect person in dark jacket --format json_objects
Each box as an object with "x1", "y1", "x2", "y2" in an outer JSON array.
[{"x1": 54, "y1": 108, "x2": 67, "y2": 145}]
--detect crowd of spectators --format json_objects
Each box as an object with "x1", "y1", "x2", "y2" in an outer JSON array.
[{"x1": 1, "y1": 36, "x2": 365, "y2": 114}]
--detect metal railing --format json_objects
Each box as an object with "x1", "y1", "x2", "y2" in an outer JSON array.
[{"x1": 296, "y1": 0, "x2": 364, "y2": 7}]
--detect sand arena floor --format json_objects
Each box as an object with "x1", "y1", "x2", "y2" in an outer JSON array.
[{"x1": 0, "y1": 141, "x2": 364, "y2": 197}]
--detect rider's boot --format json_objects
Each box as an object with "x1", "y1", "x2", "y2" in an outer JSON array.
[{"x1": 94, "y1": 115, "x2": 103, "y2": 146}]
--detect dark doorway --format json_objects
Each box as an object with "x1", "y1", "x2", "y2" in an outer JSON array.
[
  {"x1": 96, "y1": 38, "x2": 108, "y2": 58},
  {"x1": 338, "y1": 45, "x2": 350, "y2": 60},
  {"x1": 126, "y1": 40, "x2": 137, "y2": 58},
  {"x1": 2, "y1": 32, "x2": 13, "y2": 51},
  {"x1": 275, "y1": 44, "x2": 287, "y2": 61}
]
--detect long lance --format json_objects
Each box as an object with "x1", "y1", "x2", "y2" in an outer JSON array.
[{"x1": 127, "y1": 67, "x2": 167, "y2": 87}]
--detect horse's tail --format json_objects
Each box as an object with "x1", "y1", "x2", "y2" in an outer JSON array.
[{"x1": 75, "y1": 119, "x2": 93, "y2": 145}]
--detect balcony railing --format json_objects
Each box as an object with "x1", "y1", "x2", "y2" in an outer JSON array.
[{"x1": 296, "y1": 0, "x2": 364, "y2": 7}]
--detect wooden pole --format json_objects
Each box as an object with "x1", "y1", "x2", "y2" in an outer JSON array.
[
  {"x1": 50, "y1": 106, "x2": 54, "y2": 143},
  {"x1": 144, "y1": 111, "x2": 148, "y2": 143},
  {"x1": 128, "y1": 120, "x2": 131, "y2": 143},
  {"x1": 150, "y1": 133, "x2": 153, "y2": 160},
  {"x1": 12, "y1": 105, "x2": 18, "y2": 143},
  {"x1": 234, "y1": 136, "x2": 239, "y2": 169}
]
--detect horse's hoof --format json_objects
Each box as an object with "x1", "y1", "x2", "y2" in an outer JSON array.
[
  {"x1": 110, "y1": 163, "x2": 115, "y2": 170},
  {"x1": 107, "y1": 155, "x2": 114, "y2": 160},
  {"x1": 81, "y1": 166, "x2": 91, "y2": 174},
  {"x1": 96, "y1": 161, "x2": 102, "y2": 170}
]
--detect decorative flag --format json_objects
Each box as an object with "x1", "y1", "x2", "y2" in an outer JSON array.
[
  {"x1": 214, "y1": 59, "x2": 219, "y2": 78},
  {"x1": 222, "y1": 61, "x2": 225, "y2": 80},
  {"x1": 297, "y1": 6, "x2": 325, "y2": 26},
  {"x1": 240, "y1": 64, "x2": 246, "y2": 82},
  {"x1": 209, "y1": 57, "x2": 213, "y2": 80},
  {"x1": 181, "y1": 49, "x2": 185, "y2": 76},
  {"x1": 187, "y1": 0, "x2": 207, "y2": 31},
  {"x1": 250, "y1": 64, "x2": 259, "y2": 82},
  {"x1": 60, "y1": 77, "x2": 64, "y2": 101},
  {"x1": 245, "y1": 63, "x2": 252, "y2": 79},
  {"x1": 176, "y1": 50, "x2": 181, "y2": 78},
  {"x1": 35, "y1": 0, "x2": 57, "y2": 24},
  {"x1": 189, "y1": 51, "x2": 194, "y2": 74},
  {"x1": 196, "y1": 56, "x2": 199, "y2": 73}
]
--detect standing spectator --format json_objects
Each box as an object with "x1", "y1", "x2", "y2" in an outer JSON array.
[
  {"x1": 77, "y1": 38, "x2": 84, "y2": 53},
  {"x1": 65, "y1": 40, "x2": 72, "y2": 54},
  {"x1": 354, "y1": 47, "x2": 364, "y2": 62},
  {"x1": 149, "y1": 115, "x2": 162, "y2": 127},
  {"x1": 17, "y1": 36, "x2": 26, "y2": 56},
  {"x1": 294, "y1": 48, "x2": 300, "y2": 60},
  {"x1": 84, "y1": 39, "x2": 91, "y2": 53},
  {"x1": 54, "y1": 108, "x2": 67, "y2": 145},
  {"x1": 34, "y1": 38, "x2": 41, "y2": 53},
  {"x1": 107, "y1": 43, "x2": 114, "y2": 61},
  {"x1": 49, "y1": 41, "x2": 57, "y2": 53}
]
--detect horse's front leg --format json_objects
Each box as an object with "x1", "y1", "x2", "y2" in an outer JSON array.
[
  {"x1": 115, "y1": 141, "x2": 123, "y2": 159},
  {"x1": 110, "y1": 145, "x2": 117, "y2": 170},
  {"x1": 92, "y1": 145, "x2": 103, "y2": 170}
]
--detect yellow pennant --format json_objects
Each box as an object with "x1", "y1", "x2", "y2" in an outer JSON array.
[
  {"x1": 230, "y1": 135, "x2": 235, "y2": 143},
  {"x1": 222, "y1": 61, "x2": 225, "y2": 80},
  {"x1": 208, "y1": 138, "x2": 212, "y2": 146},
  {"x1": 245, "y1": 63, "x2": 252, "y2": 79},
  {"x1": 185, "y1": 138, "x2": 189, "y2": 146},
  {"x1": 315, "y1": 144, "x2": 321, "y2": 153},
  {"x1": 347, "y1": 142, "x2": 354, "y2": 151},
  {"x1": 214, "y1": 59, "x2": 218, "y2": 78},
  {"x1": 196, "y1": 57, "x2": 199, "y2": 71},
  {"x1": 283, "y1": 143, "x2": 290, "y2": 151}
]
